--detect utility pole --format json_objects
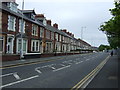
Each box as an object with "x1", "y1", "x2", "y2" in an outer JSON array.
[
  {"x1": 81, "y1": 26, "x2": 86, "y2": 40},
  {"x1": 20, "y1": 0, "x2": 24, "y2": 59}
]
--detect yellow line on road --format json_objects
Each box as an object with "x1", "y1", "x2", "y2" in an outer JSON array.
[
  {"x1": 71, "y1": 55, "x2": 110, "y2": 90},
  {"x1": 0, "y1": 57, "x2": 64, "y2": 69},
  {"x1": 0, "y1": 53, "x2": 94, "y2": 69}
]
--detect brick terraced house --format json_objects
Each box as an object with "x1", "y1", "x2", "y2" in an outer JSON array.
[{"x1": 0, "y1": 1, "x2": 92, "y2": 61}]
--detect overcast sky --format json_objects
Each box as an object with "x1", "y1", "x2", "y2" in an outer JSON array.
[{"x1": 16, "y1": 0, "x2": 115, "y2": 47}]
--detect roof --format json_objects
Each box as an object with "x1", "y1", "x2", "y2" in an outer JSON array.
[
  {"x1": 0, "y1": 3, "x2": 91, "y2": 46},
  {"x1": 22, "y1": 10, "x2": 36, "y2": 15},
  {"x1": 1, "y1": 3, "x2": 44, "y2": 27}
]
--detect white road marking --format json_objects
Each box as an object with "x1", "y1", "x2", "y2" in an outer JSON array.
[
  {"x1": 41, "y1": 65, "x2": 48, "y2": 68},
  {"x1": 0, "y1": 72, "x2": 16, "y2": 77},
  {"x1": 35, "y1": 68, "x2": 42, "y2": 74},
  {"x1": 49, "y1": 66, "x2": 56, "y2": 70},
  {"x1": 53, "y1": 65, "x2": 71, "y2": 72},
  {"x1": 63, "y1": 61, "x2": 67, "y2": 63},
  {"x1": 86, "y1": 59, "x2": 90, "y2": 61},
  {"x1": 68, "y1": 63, "x2": 72, "y2": 64},
  {"x1": 76, "y1": 61, "x2": 83, "y2": 64},
  {"x1": 1, "y1": 72, "x2": 20, "y2": 80},
  {"x1": 0, "y1": 72, "x2": 17, "y2": 77},
  {"x1": 0, "y1": 75, "x2": 39, "y2": 88},
  {"x1": 60, "y1": 64, "x2": 66, "y2": 67},
  {"x1": 13, "y1": 73, "x2": 20, "y2": 80}
]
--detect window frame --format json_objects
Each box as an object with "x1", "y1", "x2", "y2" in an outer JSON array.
[
  {"x1": 31, "y1": 40, "x2": 40, "y2": 52},
  {"x1": 40, "y1": 27, "x2": 44, "y2": 38},
  {"x1": 17, "y1": 38, "x2": 28, "y2": 54},
  {"x1": 19, "y1": 19, "x2": 25, "y2": 33},
  {"x1": 8, "y1": 15, "x2": 16, "y2": 31},
  {"x1": 32, "y1": 24, "x2": 38, "y2": 36},
  {"x1": 0, "y1": 36, "x2": 4, "y2": 53}
]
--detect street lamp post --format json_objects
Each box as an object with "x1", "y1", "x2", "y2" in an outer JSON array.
[
  {"x1": 81, "y1": 26, "x2": 86, "y2": 40},
  {"x1": 20, "y1": 0, "x2": 24, "y2": 59}
]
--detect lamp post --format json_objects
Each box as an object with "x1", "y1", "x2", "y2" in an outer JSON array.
[
  {"x1": 81, "y1": 26, "x2": 86, "y2": 40},
  {"x1": 20, "y1": 0, "x2": 24, "y2": 59}
]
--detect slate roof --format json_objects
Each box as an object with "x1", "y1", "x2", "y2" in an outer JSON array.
[
  {"x1": 0, "y1": 3, "x2": 44, "y2": 27},
  {"x1": 22, "y1": 10, "x2": 36, "y2": 15},
  {"x1": 0, "y1": 2, "x2": 78, "y2": 40}
]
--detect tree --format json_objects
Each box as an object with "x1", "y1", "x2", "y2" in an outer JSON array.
[
  {"x1": 99, "y1": 2, "x2": 120, "y2": 48},
  {"x1": 98, "y1": 44, "x2": 111, "y2": 51}
]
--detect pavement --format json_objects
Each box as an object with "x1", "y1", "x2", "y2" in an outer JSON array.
[{"x1": 86, "y1": 54, "x2": 119, "y2": 89}]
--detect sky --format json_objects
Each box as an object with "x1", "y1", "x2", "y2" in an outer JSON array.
[{"x1": 16, "y1": 0, "x2": 115, "y2": 47}]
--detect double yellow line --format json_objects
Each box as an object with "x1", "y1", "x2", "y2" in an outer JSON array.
[{"x1": 71, "y1": 55, "x2": 110, "y2": 90}]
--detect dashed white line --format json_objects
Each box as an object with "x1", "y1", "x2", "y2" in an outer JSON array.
[
  {"x1": 49, "y1": 66, "x2": 56, "y2": 70},
  {"x1": 76, "y1": 61, "x2": 83, "y2": 64},
  {"x1": 0, "y1": 75, "x2": 39, "y2": 88},
  {"x1": 53, "y1": 65, "x2": 71, "y2": 72},
  {"x1": 60, "y1": 64, "x2": 66, "y2": 67},
  {"x1": 86, "y1": 59, "x2": 90, "y2": 61}
]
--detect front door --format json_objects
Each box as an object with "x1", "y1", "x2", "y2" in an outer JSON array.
[{"x1": 7, "y1": 37, "x2": 13, "y2": 54}]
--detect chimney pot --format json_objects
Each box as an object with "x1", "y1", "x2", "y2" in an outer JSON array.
[
  {"x1": 53, "y1": 23, "x2": 58, "y2": 29},
  {"x1": 47, "y1": 20, "x2": 51, "y2": 25}
]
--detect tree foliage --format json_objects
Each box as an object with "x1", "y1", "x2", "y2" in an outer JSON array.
[
  {"x1": 98, "y1": 44, "x2": 111, "y2": 51},
  {"x1": 99, "y1": 2, "x2": 120, "y2": 48}
]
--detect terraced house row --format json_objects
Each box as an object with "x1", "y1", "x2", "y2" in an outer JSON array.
[{"x1": 0, "y1": 2, "x2": 92, "y2": 61}]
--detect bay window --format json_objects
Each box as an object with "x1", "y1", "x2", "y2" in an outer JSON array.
[
  {"x1": 31, "y1": 40, "x2": 39, "y2": 52},
  {"x1": 17, "y1": 38, "x2": 27, "y2": 54}
]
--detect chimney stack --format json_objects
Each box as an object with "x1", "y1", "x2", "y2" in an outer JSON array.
[
  {"x1": 47, "y1": 20, "x2": 52, "y2": 26},
  {"x1": 53, "y1": 23, "x2": 58, "y2": 29},
  {"x1": 61, "y1": 29, "x2": 67, "y2": 33},
  {"x1": 35, "y1": 14, "x2": 44, "y2": 18}
]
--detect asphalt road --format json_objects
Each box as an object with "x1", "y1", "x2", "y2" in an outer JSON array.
[{"x1": 1, "y1": 52, "x2": 109, "y2": 88}]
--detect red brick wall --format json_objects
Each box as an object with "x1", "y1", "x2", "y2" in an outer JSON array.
[
  {"x1": 2, "y1": 11, "x2": 8, "y2": 32},
  {"x1": 2, "y1": 54, "x2": 20, "y2": 61}
]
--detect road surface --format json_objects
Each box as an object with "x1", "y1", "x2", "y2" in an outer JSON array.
[{"x1": 1, "y1": 52, "x2": 109, "y2": 88}]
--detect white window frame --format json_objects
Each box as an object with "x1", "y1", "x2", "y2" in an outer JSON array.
[
  {"x1": 45, "y1": 42, "x2": 52, "y2": 52},
  {"x1": 7, "y1": 34, "x2": 14, "y2": 54},
  {"x1": 40, "y1": 27, "x2": 44, "y2": 38},
  {"x1": 31, "y1": 40, "x2": 40, "y2": 52},
  {"x1": 55, "y1": 33, "x2": 58, "y2": 41},
  {"x1": 19, "y1": 19, "x2": 25, "y2": 33},
  {"x1": 59, "y1": 35, "x2": 61, "y2": 42},
  {"x1": 51, "y1": 32, "x2": 54, "y2": 40},
  {"x1": 16, "y1": 38, "x2": 28, "y2": 54},
  {"x1": 8, "y1": 2, "x2": 18, "y2": 12},
  {"x1": 8, "y1": 15, "x2": 16, "y2": 31},
  {"x1": 46, "y1": 30, "x2": 50, "y2": 39},
  {"x1": 0, "y1": 36, "x2": 4, "y2": 53},
  {"x1": 32, "y1": 24, "x2": 38, "y2": 36},
  {"x1": 63, "y1": 36, "x2": 65, "y2": 42}
]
